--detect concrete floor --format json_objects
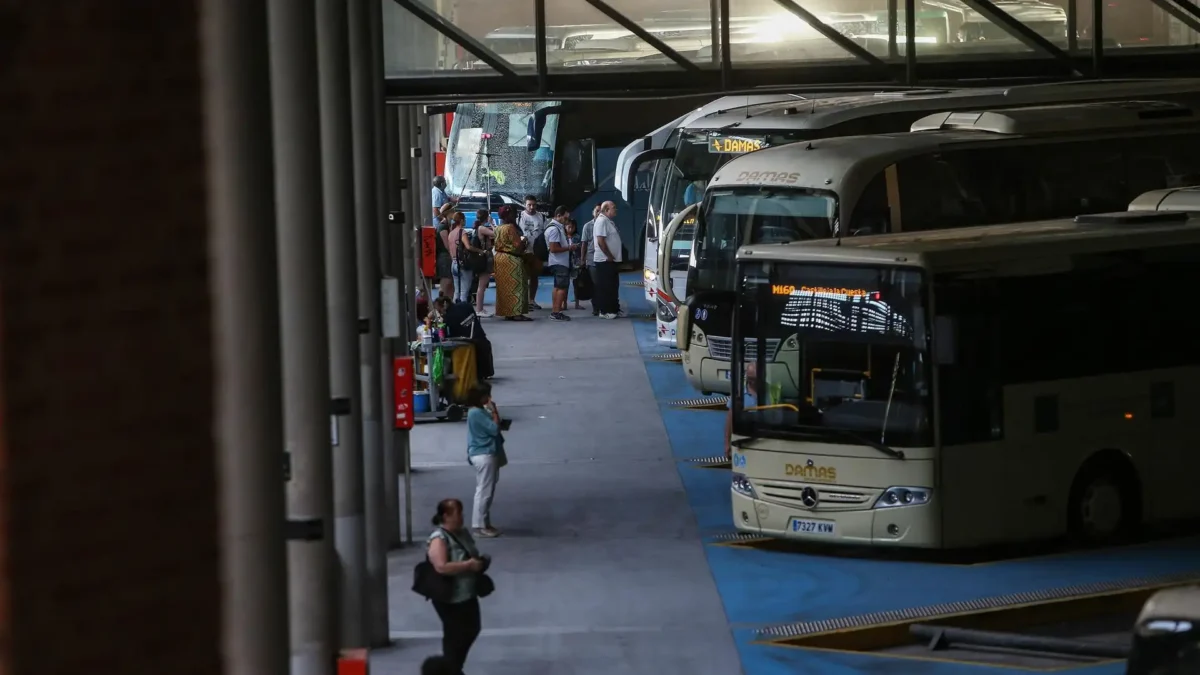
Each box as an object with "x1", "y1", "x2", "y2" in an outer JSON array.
[{"x1": 371, "y1": 280, "x2": 742, "y2": 675}]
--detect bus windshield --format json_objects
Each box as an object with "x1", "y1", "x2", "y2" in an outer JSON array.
[
  {"x1": 694, "y1": 188, "x2": 836, "y2": 294},
  {"x1": 663, "y1": 130, "x2": 814, "y2": 221},
  {"x1": 733, "y1": 261, "x2": 933, "y2": 449},
  {"x1": 445, "y1": 102, "x2": 560, "y2": 202}
]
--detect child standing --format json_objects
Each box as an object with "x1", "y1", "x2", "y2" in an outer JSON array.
[{"x1": 565, "y1": 219, "x2": 584, "y2": 310}]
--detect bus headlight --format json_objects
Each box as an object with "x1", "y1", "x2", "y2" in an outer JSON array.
[
  {"x1": 691, "y1": 326, "x2": 706, "y2": 347},
  {"x1": 657, "y1": 298, "x2": 677, "y2": 323},
  {"x1": 873, "y1": 486, "x2": 931, "y2": 509},
  {"x1": 731, "y1": 472, "x2": 757, "y2": 498}
]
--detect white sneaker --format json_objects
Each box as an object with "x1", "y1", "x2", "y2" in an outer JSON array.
[
  {"x1": 600, "y1": 313, "x2": 618, "y2": 320},
  {"x1": 476, "y1": 309, "x2": 492, "y2": 318}
]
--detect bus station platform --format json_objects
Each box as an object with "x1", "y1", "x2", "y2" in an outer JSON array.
[{"x1": 373, "y1": 273, "x2": 1200, "y2": 675}]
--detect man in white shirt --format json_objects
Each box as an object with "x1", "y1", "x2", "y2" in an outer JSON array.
[
  {"x1": 590, "y1": 201, "x2": 623, "y2": 319},
  {"x1": 543, "y1": 206, "x2": 579, "y2": 322},
  {"x1": 518, "y1": 194, "x2": 548, "y2": 310}
]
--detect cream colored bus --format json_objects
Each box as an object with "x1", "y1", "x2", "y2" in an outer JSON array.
[
  {"x1": 668, "y1": 96, "x2": 1200, "y2": 396},
  {"x1": 726, "y1": 210, "x2": 1200, "y2": 548}
]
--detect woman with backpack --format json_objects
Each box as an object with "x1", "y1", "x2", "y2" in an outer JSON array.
[{"x1": 452, "y1": 212, "x2": 490, "y2": 306}]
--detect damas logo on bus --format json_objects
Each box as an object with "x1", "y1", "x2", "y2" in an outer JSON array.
[
  {"x1": 735, "y1": 170, "x2": 802, "y2": 185},
  {"x1": 785, "y1": 460, "x2": 837, "y2": 483}
]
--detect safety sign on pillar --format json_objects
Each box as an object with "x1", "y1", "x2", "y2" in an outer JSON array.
[{"x1": 394, "y1": 356, "x2": 415, "y2": 430}]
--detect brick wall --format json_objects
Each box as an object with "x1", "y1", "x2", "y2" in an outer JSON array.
[{"x1": 0, "y1": 2, "x2": 220, "y2": 674}]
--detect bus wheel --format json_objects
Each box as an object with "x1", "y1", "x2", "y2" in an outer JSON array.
[{"x1": 1067, "y1": 460, "x2": 1139, "y2": 544}]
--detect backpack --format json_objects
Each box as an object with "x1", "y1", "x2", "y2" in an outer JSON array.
[{"x1": 460, "y1": 228, "x2": 488, "y2": 273}]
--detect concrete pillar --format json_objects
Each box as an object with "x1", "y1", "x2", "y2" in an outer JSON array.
[
  {"x1": 266, "y1": 0, "x2": 336, "y2": 672},
  {"x1": 316, "y1": 0, "x2": 369, "y2": 649},
  {"x1": 200, "y1": 0, "x2": 291, "y2": 672},
  {"x1": 371, "y1": 0, "x2": 403, "y2": 553},
  {"x1": 407, "y1": 107, "x2": 426, "y2": 311},
  {"x1": 348, "y1": 0, "x2": 391, "y2": 648}
]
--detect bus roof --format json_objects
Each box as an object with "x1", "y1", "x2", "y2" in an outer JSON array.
[
  {"x1": 1129, "y1": 185, "x2": 1200, "y2": 212},
  {"x1": 736, "y1": 211, "x2": 1200, "y2": 272},
  {"x1": 676, "y1": 79, "x2": 1200, "y2": 133},
  {"x1": 708, "y1": 100, "x2": 1200, "y2": 196}
]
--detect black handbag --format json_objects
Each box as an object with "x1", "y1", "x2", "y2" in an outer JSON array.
[{"x1": 412, "y1": 557, "x2": 454, "y2": 603}]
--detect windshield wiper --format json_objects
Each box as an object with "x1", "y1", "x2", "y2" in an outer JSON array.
[
  {"x1": 831, "y1": 427, "x2": 906, "y2": 461},
  {"x1": 733, "y1": 425, "x2": 905, "y2": 460}
]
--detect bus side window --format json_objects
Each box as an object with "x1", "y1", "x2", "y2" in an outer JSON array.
[
  {"x1": 1032, "y1": 141, "x2": 1127, "y2": 217},
  {"x1": 847, "y1": 174, "x2": 889, "y2": 236},
  {"x1": 935, "y1": 277, "x2": 1003, "y2": 445},
  {"x1": 896, "y1": 154, "x2": 985, "y2": 231}
]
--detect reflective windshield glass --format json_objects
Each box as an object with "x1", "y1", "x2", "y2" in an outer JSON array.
[
  {"x1": 733, "y1": 261, "x2": 933, "y2": 448},
  {"x1": 663, "y1": 130, "x2": 811, "y2": 221},
  {"x1": 445, "y1": 102, "x2": 559, "y2": 202},
  {"x1": 694, "y1": 189, "x2": 836, "y2": 294}
]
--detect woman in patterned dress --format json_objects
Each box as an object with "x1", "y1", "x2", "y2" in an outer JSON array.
[{"x1": 492, "y1": 205, "x2": 533, "y2": 321}]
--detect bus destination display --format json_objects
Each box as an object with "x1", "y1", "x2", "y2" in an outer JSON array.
[{"x1": 709, "y1": 135, "x2": 766, "y2": 154}]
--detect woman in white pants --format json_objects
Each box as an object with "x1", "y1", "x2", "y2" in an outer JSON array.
[{"x1": 466, "y1": 383, "x2": 505, "y2": 537}]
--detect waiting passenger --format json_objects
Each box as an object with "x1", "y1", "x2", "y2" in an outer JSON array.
[
  {"x1": 492, "y1": 205, "x2": 533, "y2": 322},
  {"x1": 470, "y1": 208, "x2": 495, "y2": 318},
  {"x1": 725, "y1": 362, "x2": 758, "y2": 459},
  {"x1": 426, "y1": 498, "x2": 489, "y2": 674},
  {"x1": 591, "y1": 201, "x2": 623, "y2": 319},
  {"x1": 544, "y1": 205, "x2": 578, "y2": 322},
  {"x1": 578, "y1": 205, "x2": 601, "y2": 316},
  {"x1": 565, "y1": 219, "x2": 586, "y2": 311},
  {"x1": 467, "y1": 384, "x2": 506, "y2": 538}
]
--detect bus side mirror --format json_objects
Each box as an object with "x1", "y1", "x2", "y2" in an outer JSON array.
[
  {"x1": 934, "y1": 316, "x2": 957, "y2": 366},
  {"x1": 676, "y1": 297, "x2": 692, "y2": 352}
]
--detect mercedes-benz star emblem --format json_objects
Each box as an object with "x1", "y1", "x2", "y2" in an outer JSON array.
[{"x1": 800, "y1": 487, "x2": 818, "y2": 508}]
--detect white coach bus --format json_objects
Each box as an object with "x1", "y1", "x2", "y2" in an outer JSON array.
[
  {"x1": 726, "y1": 209, "x2": 1200, "y2": 548},
  {"x1": 624, "y1": 79, "x2": 1200, "y2": 345},
  {"x1": 667, "y1": 97, "x2": 1200, "y2": 394}
]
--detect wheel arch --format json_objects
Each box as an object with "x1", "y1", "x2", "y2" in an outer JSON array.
[{"x1": 1068, "y1": 447, "x2": 1145, "y2": 528}]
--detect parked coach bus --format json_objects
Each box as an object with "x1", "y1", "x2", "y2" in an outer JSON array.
[
  {"x1": 724, "y1": 209, "x2": 1200, "y2": 548},
  {"x1": 665, "y1": 97, "x2": 1200, "y2": 395},
  {"x1": 628, "y1": 78, "x2": 1200, "y2": 346},
  {"x1": 440, "y1": 98, "x2": 700, "y2": 247}
]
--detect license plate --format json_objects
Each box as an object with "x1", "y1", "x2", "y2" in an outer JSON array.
[
  {"x1": 789, "y1": 518, "x2": 835, "y2": 535},
  {"x1": 720, "y1": 370, "x2": 730, "y2": 380}
]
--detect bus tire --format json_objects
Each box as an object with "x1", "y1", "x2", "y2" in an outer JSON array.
[{"x1": 1067, "y1": 451, "x2": 1142, "y2": 545}]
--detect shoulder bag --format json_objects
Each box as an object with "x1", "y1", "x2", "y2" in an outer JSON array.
[{"x1": 411, "y1": 529, "x2": 495, "y2": 602}]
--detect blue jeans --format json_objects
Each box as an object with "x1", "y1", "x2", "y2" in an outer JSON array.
[{"x1": 453, "y1": 261, "x2": 475, "y2": 304}]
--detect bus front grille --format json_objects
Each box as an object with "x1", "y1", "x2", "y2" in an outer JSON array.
[
  {"x1": 756, "y1": 481, "x2": 875, "y2": 511},
  {"x1": 708, "y1": 337, "x2": 780, "y2": 362}
]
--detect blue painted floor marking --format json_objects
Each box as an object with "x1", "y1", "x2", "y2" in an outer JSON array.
[{"x1": 617, "y1": 272, "x2": 1200, "y2": 675}]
